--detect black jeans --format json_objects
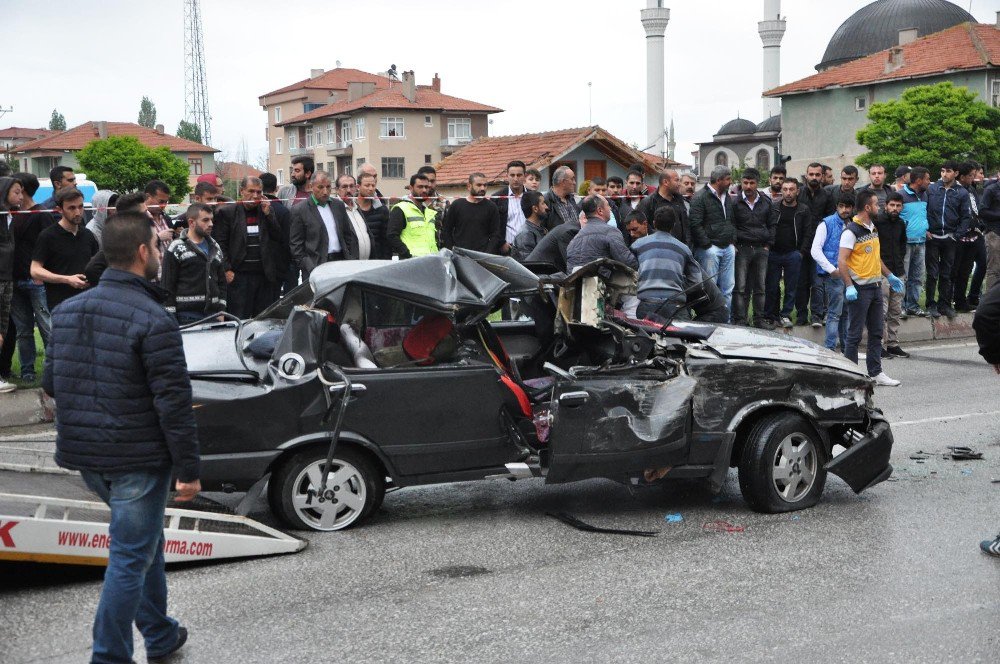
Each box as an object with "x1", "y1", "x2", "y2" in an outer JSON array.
[
  {"x1": 952, "y1": 235, "x2": 986, "y2": 307},
  {"x1": 844, "y1": 283, "x2": 884, "y2": 378},
  {"x1": 229, "y1": 271, "x2": 275, "y2": 319},
  {"x1": 925, "y1": 237, "x2": 958, "y2": 310},
  {"x1": 733, "y1": 244, "x2": 768, "y2": 325},
  {"x1": 794, "y1": 254, "x2": 825, "y2": 323}
]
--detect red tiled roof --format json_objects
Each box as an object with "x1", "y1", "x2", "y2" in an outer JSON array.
[
  {"x1": 640, "y1": 150, "x2": 689, "y2": 172},
  {"x1": 260, "y1": 68, "x2": 389, "y2": 99},
  {"x1": 278, "y1": 86, "x2": 501, "y2": 126},
  {"x1": 218, "y1": 161, "x2": 262, "y2": 181},
  {"x1": 0, "y1": 127, "x2": 57, "y2": 140},
  {"x1": 15, "y1": 122, "x2": 218, "y2": 153},
  {"x1": 766, "y1": 23, "x2": 1000, "y2": 97},
  {"x1": 435, "y1": 126, "x2": 666, "y2": 187}
]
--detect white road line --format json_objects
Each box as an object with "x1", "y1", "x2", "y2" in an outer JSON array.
[{"x1": 892, "y1": 410, "x2": 1000, "y2": 427}]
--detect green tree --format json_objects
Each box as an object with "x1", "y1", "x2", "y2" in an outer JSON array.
[
  {"x1": 76, "y1": 136, "x2": 190, "y2": 202},
  {"x1": 48, "y1": 109, "x2": 66, "y2": 131},
  {"x1": 856, "y1": 82, "x2": 1000, "y2": 175},
  {"x1": 176, "y1": 120, "x2": 202, "y2": 143},
  {"x1": 137, "y1": 96, "x2": 157, "y2": 128}
]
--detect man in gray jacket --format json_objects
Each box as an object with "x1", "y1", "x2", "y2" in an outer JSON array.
[{"x1": 566, "y1": 195, "x2": 638, "y2": 271}]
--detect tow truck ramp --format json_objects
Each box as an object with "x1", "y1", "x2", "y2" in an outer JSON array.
[{"x1": 0, "y1": 493, "x2": 306, "y2": 566}]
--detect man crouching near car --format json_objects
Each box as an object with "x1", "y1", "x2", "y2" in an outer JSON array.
[{"x1": 42, "y1": 211, "x2": 200, "y2": 664}]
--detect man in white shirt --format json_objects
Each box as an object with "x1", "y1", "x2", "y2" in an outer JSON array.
[
  {"x1": 336, "y1": 174, "x2": 373, "y2": 260},
  {"x1": 490, "y1": 160, "x2": 528, "y2": 255},
  {"x1": 810, "y1": 194, "x2": 854, "y2": 351}
]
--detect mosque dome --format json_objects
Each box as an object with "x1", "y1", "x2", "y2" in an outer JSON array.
[
  {"x1": 716, "y1": 118, "x2": 758, "y2": 136},
  {"x1": 756, "y1": 115, "x2": 781, "y2": 133},
  {"x1": 817, "y1": 0, "x2": 975, "y2": 71}
]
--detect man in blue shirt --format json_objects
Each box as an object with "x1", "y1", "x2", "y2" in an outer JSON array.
[{"x1": 631, "y1": 205, "x2": 703, "y2": 322}]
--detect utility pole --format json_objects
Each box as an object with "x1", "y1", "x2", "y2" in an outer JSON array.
[{"x1": 183, "y1": 0, "x2": 212, "y2": 146}]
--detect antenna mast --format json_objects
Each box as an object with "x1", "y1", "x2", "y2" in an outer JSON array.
[{"x1": 183, "y1": 0, "x2": 212, "y2": 146}]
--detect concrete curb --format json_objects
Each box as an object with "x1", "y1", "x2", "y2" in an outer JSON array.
[{"x1": 0, "y1": 389, "x2": 55, "y2": 428}]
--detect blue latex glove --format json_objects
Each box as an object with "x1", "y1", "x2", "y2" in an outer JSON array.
[
  {"x1": 845, "y1": 285, "x2": 858, "y2": 302},
  {"x1": 887, "y1": 274, "x2": 904, "y2": 293}
]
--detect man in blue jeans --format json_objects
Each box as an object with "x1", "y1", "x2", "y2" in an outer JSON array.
[
  {"x1": 43, "y1": 212, "x2": 200, "y2": 664},
  {"x1": 764, "y1": 179, "x2": 811, "y2": 327},
  {"x1": 811, "y1": 195, "x2": 855, "y2": 351},
  {"x1": 689, "y1": 165, "x2": 736, "y2": 320},
  {"x1": 899, "y1": 167, "x2": 930, "y2": 317}
]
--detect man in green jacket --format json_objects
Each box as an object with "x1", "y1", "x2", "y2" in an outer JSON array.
[{"x1": 689, "y1": 165, "x2": 736, "y2": 321}]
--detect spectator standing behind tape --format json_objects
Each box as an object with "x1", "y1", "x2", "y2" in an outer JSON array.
[
  {"x1": 441, "y1": 173, "x2": 503, "y2": 255},
  {"x1": 490, "y1": 160, "x2": 528, "y2": 255},
  {"x1": 356, "y1": 170, "x2": 389, "y2": 259},
  {"x1": 30, "y1": 187, "x2": 99, "y2": 312},
  {"x1": 260, "y1": 172, "x2": 296, "y2": 297},
  {"x1": 386, "y1": 173, "x2": 438, "y2": 259},
  {"x1": 161, "y1": 202, "x2": 227, "y2": 325},
  {"x1": 144, "y1": 180, "x2": 175, "y2": 262},
  {"x1": 510, "y1": 190, "x2": 548, "y2": 262},
  {"x1": 277, "y1": 155, "x2": 313, "y2": 207},
  {"x1": 336, "y1": 174, "x2": 374, "y2": 261},
  {"x1": 85, "y1": 190, "x2": 119, "y2": 249},
  {"x1": 0, "y1": 177, "x2": 23, "y2": 394}
]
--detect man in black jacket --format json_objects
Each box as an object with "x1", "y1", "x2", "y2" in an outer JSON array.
[
  {"x1": 689, "y1": 165, "x2": 737, "y2": 320},
  {"x1": 875, "y1": 192, "x2": 909, "y2": 358},
  {"x1": 442, "y1": 173, "x2": 503, "y2": 254},
  {"x1": 161, "y1": 203, "x2": 227, "y2": 324},
  {"x1": 543, "y1": 166, "x2": 580, "y2": 230},
  {"x1": 981, "y1": 176, "x2": 1000, "y2": 292},
  {"x1": 857, "y1": 164, "x2": 895, "y2": 212},
  {"x1": 796, "y1": 162, "x2": 837, "y2": 326},
  {"x1": 636, "y1": 169, "x2": 690, "y2": 247},
  {"x1": 524, "y1": 218, "x2": 580, "y2": 273},
  {"x1": 511, "y1": 190, "x2": 548, "y2": 261},
  {"x1": 261, "y1": 172, "x2": 296, "y2": 296},
  {"x1": 357, "y1": 170, "x2": 389, "y2": 258},
  {"x1": 43, "y1": 212, "x2": 199, "y2": 663},
  {"x1": 732, "y1": 168, "x2": 774, "y2": 328},
  {"x1": 765, "y1": 178, "x2": 812, "y2": 328},
  {"x1": 490, "y1": 160, "x2": 528, "y2": 254},
  {"x1": 213, "y1": 176, "x2": 284, "y2": 319}
]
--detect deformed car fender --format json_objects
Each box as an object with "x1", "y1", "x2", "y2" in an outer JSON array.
[{"x1": 273, "y1": 430, "x2": 402, "y2": 484}]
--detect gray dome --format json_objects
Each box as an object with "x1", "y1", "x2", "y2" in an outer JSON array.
[
  {"x1": 818, "y1": 0, "x2": 974, "y2": 71},
  {"x1": 756, "y1": 115, "x2": 781, "y2": 133},
  {"x1": 717, "y1": 118, "x2": 758, "y2": 136}
]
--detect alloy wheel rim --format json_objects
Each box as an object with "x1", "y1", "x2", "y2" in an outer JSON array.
[
  {"x1": 291, "y1": 459, "x2": 367, "y2": 530},
  {"x1": 771, "y1": 433, "x2": 817, "y2": 503}
]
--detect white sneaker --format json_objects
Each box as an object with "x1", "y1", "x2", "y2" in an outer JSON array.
[
  {"x1": 780, "y1": 316, "x2": 793, "y2": 329},
  {"x1": 0, "y1": 379, "x2": 16, "y2": 393},
  {"x1": 873, "y1": 372, "x2": 900, "y2": 387}
]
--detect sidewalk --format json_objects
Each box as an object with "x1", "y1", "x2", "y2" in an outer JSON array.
[{"x1": 0, "y1": 313, "x2": 977, "y2": 431}]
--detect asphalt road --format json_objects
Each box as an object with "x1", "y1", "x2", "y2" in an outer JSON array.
[{"x1": 2, "y1": 340, "x2": 999, "y2": 663}]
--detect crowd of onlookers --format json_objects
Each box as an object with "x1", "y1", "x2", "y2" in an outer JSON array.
[{"x1": 0, "y1": 153, "x2": 996, "y2": 392}]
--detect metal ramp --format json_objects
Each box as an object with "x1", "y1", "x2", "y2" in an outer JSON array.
[{"x1": 0, "y1": 493, "x2": 306, "y2": 566}]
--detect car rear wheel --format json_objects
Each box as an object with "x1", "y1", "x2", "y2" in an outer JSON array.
[
  {"x1": 270, "y1": 446, "x2": 385, "y2": 531},
  {"x1": 738, "y1": 412, "x2": 827, "y2": 513}
]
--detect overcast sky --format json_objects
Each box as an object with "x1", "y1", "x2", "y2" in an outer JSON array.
[{"x1": 4, "y1": 0, "x2": 995, "y2": 168}]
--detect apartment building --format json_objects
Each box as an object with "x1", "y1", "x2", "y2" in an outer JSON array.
[{"x1": 261, "y1": 68, "x2": 500, "y2": 196}]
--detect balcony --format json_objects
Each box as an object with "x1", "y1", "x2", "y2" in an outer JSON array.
[
  {"x1": 440, "y1": 136, "x2": 472, "y2": 155},
  {"x1": 325, "y1": 139, "x2": 353, "y2": 156},
  {"x1": 288, "y1": 146, "x2": 313, "y2": 157}
]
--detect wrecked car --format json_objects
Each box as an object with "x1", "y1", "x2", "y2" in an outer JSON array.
[{"x1": 182, "y1": 249, "x2": 894, "y2": 531}]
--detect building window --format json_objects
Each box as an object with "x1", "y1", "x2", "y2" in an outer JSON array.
[
  {"x1": 447, "y1": 117, "x2": 472, "y2": 140},
  {"x1": 855, "y1": 96, "x2": 867, "y2": 111},
  {"x1": 303, "y1": 102, "x2": 324, "y2": 113},
  {"x1": 380, "y1": 117, "x2": 404, "y2": 138},
  {"x1": 305, "y1": 126, "x2": 314, "y2": 148},
  {"x1": 326, "y1": 123, "x2": 335, "y2": 144},
  {"x1": 275, "y1": 137, "x2": 282, "y2": 154},
  {"x1": 277, "y1": 169, "x2": 284, "y2": 185},
  {"x1": 714, "y1": 152, "x2": 728, "y2": 167},
  {"x1": 288, "y1": 131, "x2": 297, "y2": 150},
  {"x1": 424, "y1": 115, "x2": 432, "y2": 126},
  {"x1": 355, "y1": 117, "x2": 365, "y2": 140},
  {"x1": 382, "y1": 156, "x2": 405, "y2": 179},
  {"x1": 424, "y1": 154, "x2": 432, "y2": 164},
  {"x1": 341, "y1": 120, "x2": 352, "y2": 144},
  {"x1": 188, "y1": 158, "x2": 203, "y2": 176},
  {"x1": 356, "y1": 158, "x2": 365, "y2": 170},
  {"x1": 755, "y1": 149, "x2": 770, "y2": 171},
  {"x1": 274, "y1": 106, "x2": 282, "y2": 123},
  {"x1": 992, "y1": 79, "x2": 1000, "y2": 108},
  {"x1": 327, "y1": 162, "x2": 335, "y2": 175}
]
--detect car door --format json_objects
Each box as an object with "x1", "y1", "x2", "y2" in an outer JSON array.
[{"x1": 546, "y1": 371, "x2": 697, "y2": 483}]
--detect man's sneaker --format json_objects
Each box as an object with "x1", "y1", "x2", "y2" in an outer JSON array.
[
  {"x1": 886, "y1": 345, "x2": 910, "y2": 358},
  {"x1": 939, "y1": 304, "x2": 957, "y2": 320},
  {"x1": 756, "y1": 319, "x2": 776, "y2": 331},
  {"x1": 873, "y1": 372, "x2": 901, "y2": 387},
  {"x1": 780, "y1": 316, "x2": 793, "y2": 329},
  {"x1": 980, "y1": 534, "x2": 1000, "y2": 558},
  {"x1": 811, "y1": 321, "x2": 822, "y2": 329},
  {"x1": 928, "y1": 305, "x2": 941, "y2": 318},
  {"x1": 0, "y1": 380, "x2": 16, "y2": 394},
  {"x1": 880, "y1": 348, "x2": 894, "y2": 359},
  {"x1": 899, "y1": 309, "x2": 909, "y2": 320},
  {"x1": 913, "y1": 308, "x2": 928, "y2": 317},
  {"x1": 147, "y1": 626, "x2": 188, "y2": 662}
]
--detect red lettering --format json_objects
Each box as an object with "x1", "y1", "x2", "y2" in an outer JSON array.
[{"x1": 0, "y1": 520, "x2": 18, "y2": 547}]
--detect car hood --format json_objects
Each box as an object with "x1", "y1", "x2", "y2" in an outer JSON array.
[{"x1": 693, "y1": 323, "x2": 867, "y2": 376}]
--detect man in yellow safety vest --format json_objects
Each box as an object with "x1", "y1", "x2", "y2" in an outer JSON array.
[{"x1": 386, "y1": 173, "x2": 439, "y2": 259}]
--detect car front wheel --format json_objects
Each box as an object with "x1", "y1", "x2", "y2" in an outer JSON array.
[
  {"x1": 738, "y1": 412, "x2": 827, "y2": 513},
  {"x1": 270, "y1": 446, "x2": 385, "y2": 531}
]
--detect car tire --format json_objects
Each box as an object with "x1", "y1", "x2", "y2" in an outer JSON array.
[
  {"x1": 269, "y1": 445, "x2": 385, "y2": 531},
  {"x1": 738, "y1": 412, "x2": 827, "y2": 513}
]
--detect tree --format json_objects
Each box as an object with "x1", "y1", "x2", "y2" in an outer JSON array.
[
  {"x1": 856, "y1": 82, "x2": 1000, "y2": 175},
  {"x1": 176, "y1": 120, "x2": 202, "y2": 143},
  {"x1": 137, "y1": 96, "x2": 157, "y2": 128},
  {"x1": 76, "y1": 136, "x2": 190, "y2": 202},
  {"x1": 48, "y1": 109, "x2": 66, "y2": 131}
]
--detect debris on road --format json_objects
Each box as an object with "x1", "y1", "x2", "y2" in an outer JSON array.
[
  {"x1": 702, "y1": 520, "x2": 745, "y2": 533},
  {"x1": 664, "y1": 513, "x2": 683, "y2": 523},
  {"x1": 548, "y1": 512, "x2": 659, "y2": 537},
  {"x1": 947, "y1": 446, "x2": 984, "y2": 461}
]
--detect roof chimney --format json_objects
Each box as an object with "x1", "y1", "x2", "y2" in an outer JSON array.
[
  {"x1": 310, "y1": 68, "x2": 325, "y2": 79},
  {"x1": 431, "y1": 73, "x2": 441, "y2": 92},
  {"x1": 898, "y1": 27, "x2": 918, "y2": 46},
  {"x1": 155, "y1": 124, "x2": 164, "y2": 135},
  {"x1": 885, "y1": 46, "x2": 904, "y2": 73},
  {"x1": 95, "y1": 121, "x2": 108, "y2": 139},
  {"x1": 402, "y1": 70, "x2": 416, "y2": 103},
  {"x1": 995, "y1": 10, "x2": 999, "y2": 28}
]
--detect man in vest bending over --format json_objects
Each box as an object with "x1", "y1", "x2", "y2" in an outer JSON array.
[
  {"x1": 387, "y1": 172, "x2": 439, "y2": 259},
  {"x1": 838, "y1": 190, "x2": 904, "y2": 387}
]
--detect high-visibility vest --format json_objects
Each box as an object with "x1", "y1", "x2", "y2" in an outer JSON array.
[{"x1": 393, "y1": 200, "x2": 438, "y2": 257}]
